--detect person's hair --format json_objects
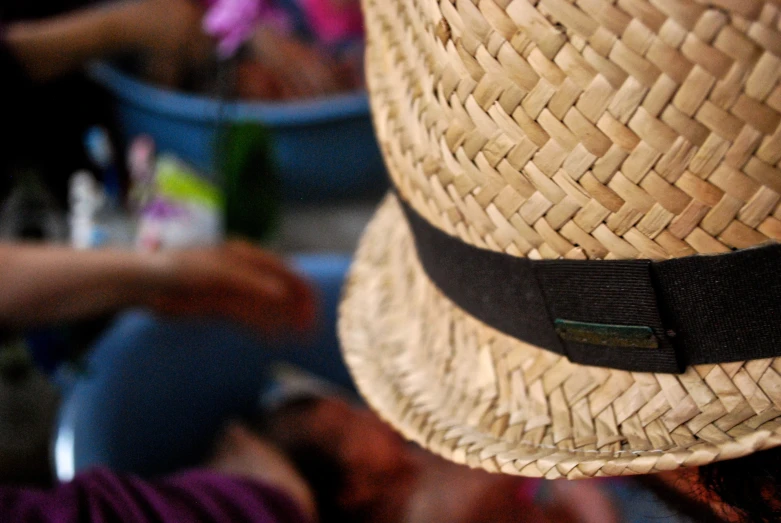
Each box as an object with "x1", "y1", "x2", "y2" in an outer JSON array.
[
  {"x1": 638, "y1": 474, "x2": 732, "y2": 523},
  {"x1": 244, "y1": 396, "x2": 364, "y2": 523},
  {"x1": 699, "y1": 448, "x2": 781, "y2": 523},
  {"x1": 641, "y1": 447, "x2": 781, "y2": 523}
]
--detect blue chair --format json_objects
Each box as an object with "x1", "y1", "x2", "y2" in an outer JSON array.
[{"x1": 53, "y1": 253, "x2": 353, "y2": 481}]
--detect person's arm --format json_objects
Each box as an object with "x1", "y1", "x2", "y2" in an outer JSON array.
[
  {"x1": 0, "y1": 241, "x2": 316, "y2": 335},
  {"x1": 4, "y1": 1, "x2": 140, "y2": 82},
  {"x1": 3, "y1": 0, "x2": 207, "y2": 83}
]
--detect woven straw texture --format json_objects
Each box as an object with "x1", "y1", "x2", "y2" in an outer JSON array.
[
  {"x1": 339, "y1": 0, "x2": 781, "y2": 479},
  {"x1": 370, "y1": 0, "x2": 781, "y2": 258}
]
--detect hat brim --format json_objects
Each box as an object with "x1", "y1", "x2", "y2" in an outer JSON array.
[{"x1": 339, "y1": 193, "x2": 781, "y2": 479}]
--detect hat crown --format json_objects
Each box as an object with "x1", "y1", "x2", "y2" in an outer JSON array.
[{"x1": 366, "y1": 0, "x2": 781, "y2": 261}]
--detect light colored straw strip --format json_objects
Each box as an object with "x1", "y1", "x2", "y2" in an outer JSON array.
[{"x1": 365, "y1": 0, "x2": 781, "y2": 261}]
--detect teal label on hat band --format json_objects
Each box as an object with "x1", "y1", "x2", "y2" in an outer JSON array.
[{"x1": 554, "y1": 320, "x2": 658, "y2": 349}]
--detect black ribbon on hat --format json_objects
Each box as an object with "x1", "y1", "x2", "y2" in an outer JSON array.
[{"x1": 398, "y1": 196, "x2": 781, "y2": 373}]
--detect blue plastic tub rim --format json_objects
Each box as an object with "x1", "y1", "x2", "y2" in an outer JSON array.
[{"x1": 88, "y1": 61, "x2": 372, "y2": 127}]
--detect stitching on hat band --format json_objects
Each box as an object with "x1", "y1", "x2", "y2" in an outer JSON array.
[{"x1": 397, "y1": 193, "x2": 781, "y2": 374}]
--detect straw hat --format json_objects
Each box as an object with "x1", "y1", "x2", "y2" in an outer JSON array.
[{"x1": 339, "y1": 0, "x2": 781, "y2": 479}]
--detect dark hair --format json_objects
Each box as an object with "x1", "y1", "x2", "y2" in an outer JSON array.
[
  {"x1": 638, "y1": 474, "x2": 731, "y2": 523},
  {"x1": 244, "y1": 396, "x2": 364, "y2": 523},
  {"x1": 641, "y1": 447, "x2": 781, "y2": 523},
  {"x1": 699, "y1": 448, "x2": 781, "y2": 523}
]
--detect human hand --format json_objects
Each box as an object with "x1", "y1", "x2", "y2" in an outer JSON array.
[
  {"x1": 247, "y1": 26, "x2": 344, "y2": 99},
  {"x1": 144, "y1": 241, "x2": 317, "y2": 337},
  {"x1": 125, "y1": 0, "x2": 213, "y2": 86},
  {"x1": 129, "y1": 0, "x2": 205, "y2": 53},
  {"x1": 209, "y1": 422, "x2": 317, "y2": 520}
]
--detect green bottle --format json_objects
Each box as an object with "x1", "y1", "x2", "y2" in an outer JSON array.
[{"x1": 219, "y1": 122, "x2": 281, "y2": 242}]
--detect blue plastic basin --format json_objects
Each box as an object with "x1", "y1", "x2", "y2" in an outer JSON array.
[
  {"x1": 53, "y1": 253, "x2": 354, "y2": 480},
  {"x1": 89, "y1": 62, "x2": 387, "y2": 201}
]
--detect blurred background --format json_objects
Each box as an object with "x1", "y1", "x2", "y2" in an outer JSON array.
[{"x1": 0, "y1": 0, "x2": 381, "y2": 486}]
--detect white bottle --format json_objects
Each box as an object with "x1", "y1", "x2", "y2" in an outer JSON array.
[
  {"x1": 69, "y1": 171, "x2": 133, "y2": 249},
  {"x1": 68, "y1": 171, "x2": 102, "y2": 249}
]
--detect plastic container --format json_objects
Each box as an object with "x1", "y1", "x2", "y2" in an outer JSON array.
[
  {"x1": 88, "y1": 62, "x2": 387, "y2": 201},
  {"x1": 53, "y1": 253, "x2": 353, "y2": 480}
]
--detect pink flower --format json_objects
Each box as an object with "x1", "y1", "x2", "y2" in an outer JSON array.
[{"x1": 203, "y1": 0, "x2": 276, "y2": 58}]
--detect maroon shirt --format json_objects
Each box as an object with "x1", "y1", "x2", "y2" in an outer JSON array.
[{"x1": 0, "y1": 468, "x2": 311, "y2": 523}]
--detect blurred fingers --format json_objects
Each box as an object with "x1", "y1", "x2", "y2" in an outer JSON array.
[
  {"x1": 220, "y1": 243, "x2": 318, "y2": 333},
  {"x1": 224, "y1": 242, "x2": 314, "y2": 298}
]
